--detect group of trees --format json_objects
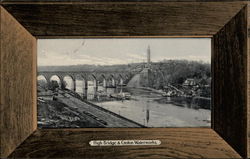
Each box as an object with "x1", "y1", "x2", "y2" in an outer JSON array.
[
  {"x1": 38, "y1": 80, "x2": 68, "y2": 92},
  {"x1": 149, "y1": 60, "x2": 211, "y2": 89}
]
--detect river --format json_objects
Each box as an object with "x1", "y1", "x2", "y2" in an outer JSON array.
[{"x1": 64, "y1": 78, "x2": 211, "y2": 127}]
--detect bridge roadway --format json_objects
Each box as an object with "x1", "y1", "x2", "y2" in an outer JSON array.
[{"x1": 56, "y1": 92, "x2": 143, "y2": 128}]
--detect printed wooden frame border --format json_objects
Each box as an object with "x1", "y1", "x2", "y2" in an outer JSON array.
[{"x1": 0, "y1": 1, "x2": 249, "y2": 158}]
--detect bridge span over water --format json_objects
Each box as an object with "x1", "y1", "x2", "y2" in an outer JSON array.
[{"x1": 37, "y1": 70, "x2": 136, "y2": 92}]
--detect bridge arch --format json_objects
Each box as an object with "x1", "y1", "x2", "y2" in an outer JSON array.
[
  {"x1": 117, "y1": 74, "x2": 124, "y2": 85},
  {"x1": 49, "y1": 75, "x2": 63, "y2": 89},
  {"x1": 62, "y1": 75, "x2": 76, "y2": 91},
  {"x1": 37, "y1": 71, "x2": 136, "y2": 99},
  {"x1": 86, "y1": 74, "x2": 98, "y2": 99},
  {"x1": 37, "y1": 75, "x2": 49, "y2": 90},
  {"x1": 80, "y1": 74, "x2": 88, "y2": 88},
  {"x1": 96, "y1": 74, "x2": 107, "y2": 88},
  {"x1": 62, "y1": 74, "x2": 75, "y2": 81},
  {"x1": 107, "y1": 74, "x2": 116, "y2": 87},
  {"x1": 74, "y1": 74, "x2": 83, "y2": 80},
  {"x1": 69, "y1": 74, "x2": 88, "y2": 98},
  {"x1": 37, "y1": 73, "x2": 51, "y2": 82},
  {"x1": 87, "y1": 74, "x2": 97, "y2": 84},
  {"x1": 37, "y1": 74, "x2": 48, "y2": 82},
  {"x1": 123, "y1": 74, "x2": 132, "y2": 84}
]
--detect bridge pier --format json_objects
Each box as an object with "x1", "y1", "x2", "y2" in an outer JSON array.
[
  {"x1": 103, "y1": 79, "x2": 107, "y2": 88},
  {"x1": 82, "y1": 80, "x2": 88, "y2": 99},
  {"x1": 120, "y1": 78, "x2": 124, "y2": 85},
  {"x1": 93, "y1": 80, "x2": 98, "y2": 98},
  {"x1": 111, "y1": 78, "x2": 116, "y2": 87},
  {"x1": 72, "y1": 79, "x2": 76, "y2": 92},
  {"x1": 82, "y1": 88, "x2": 88, "y2": 99}
]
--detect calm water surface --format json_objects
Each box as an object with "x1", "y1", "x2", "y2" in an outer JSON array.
[{"x1": 66, "y1": 78, "x2": 211, "y2": 127}]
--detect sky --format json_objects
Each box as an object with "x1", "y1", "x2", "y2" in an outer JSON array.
[{"x1": 37, "y1": 38, "x2": 211, "y2": 66}]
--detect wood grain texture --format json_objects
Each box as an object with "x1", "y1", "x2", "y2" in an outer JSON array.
[
  {"x1": 248, "y1": 37, "x2": 250, "y2": 158},
  {"x1": 213, "y1": 6, "x2": 248, "y2": 158},
  {"x1": 0, "y1": 6, "x2": 36, "y2": 158},
  {"x1": 1, "y1": 2, "x2": 246, "y2": 37},
  {"x1": 8, "y1": 128, "x2": 241, "y2": 158},
  {"x1": 0, "y1": 1, "x2": 249, "y2": 158},
  {"x1": 0, "y1": 0, "x2": 248, "y2": 3},
  {"x1": 0, "y1": 6, "x2": 2, "y2": 156},
  {"x1": 247, "y1": 2, "x2": 250, "y2": 158}
]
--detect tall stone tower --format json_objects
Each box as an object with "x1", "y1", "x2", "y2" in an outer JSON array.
[
  {"x1": 147, "y1": 45, "x2": 151, "y2": 68},
  {"x1": 138, "y1": 45, "x2": 153, "y2": 88}
]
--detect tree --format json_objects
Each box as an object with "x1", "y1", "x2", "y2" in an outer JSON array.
[
  {"x1": 48, "y1": 80, "x2": 59, "y2": 91},
  {"x1": 61, "y1": 80, "x2": 68, "y2": 90},
  {"x1": 148, "y1": 60, "x2": 211, "y2": 87},
  {"x1": 37, "y1": 80, "x2": 47, "y2": 90}
]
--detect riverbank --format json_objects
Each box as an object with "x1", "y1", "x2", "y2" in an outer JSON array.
[
  {"x1": 38, "y1": 89, "x2": 145, "y2": 128},
  {"x1": 129, "y1": 86, "x2": 165, "y2": 94},
  {"x1": 154, "y1": 96, "x2": 211, "y2": 110},
  {"x1": 66, "y1": 89, "x2": 146, "y2": 127},
  {"x1": 37, "y1": 99, "x2": 104, "y2": 128},
  {"x1": 127, "y1": 86, "x2": 211, "y2": 110}
]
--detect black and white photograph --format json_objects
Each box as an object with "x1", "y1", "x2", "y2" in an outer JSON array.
[{"x1": 37, "y1": 38, "x2": 211, "y2": 128}]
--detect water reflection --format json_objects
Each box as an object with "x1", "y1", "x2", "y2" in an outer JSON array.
[
  {"x1": 71, "y1": 79, "x2": 211, "y2": 127},
  {"x1": 145, "y1": 102, "x2": 150, "y2": 126}
]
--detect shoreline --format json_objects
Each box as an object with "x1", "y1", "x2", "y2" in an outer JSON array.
[{"x1": 66, "y1": 90, "x2": 146, "y2": 128}]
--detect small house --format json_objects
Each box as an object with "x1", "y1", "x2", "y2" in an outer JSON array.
[{"x1": 183, "y1": 78, "x2": 197, "y2": 86}]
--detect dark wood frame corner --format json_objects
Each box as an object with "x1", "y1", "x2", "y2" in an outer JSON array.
[{"x1": 0, "y1": 1, "x2": 249, "y2": 158}]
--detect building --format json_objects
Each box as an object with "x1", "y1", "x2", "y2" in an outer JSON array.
[{"x1": 183, "y1": 78, "x2": 197, "y2": 87}]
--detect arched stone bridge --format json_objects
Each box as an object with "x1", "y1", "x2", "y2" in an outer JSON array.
[{"x1": 37, "y1": 70, "x2": 134, "y2": 92}]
